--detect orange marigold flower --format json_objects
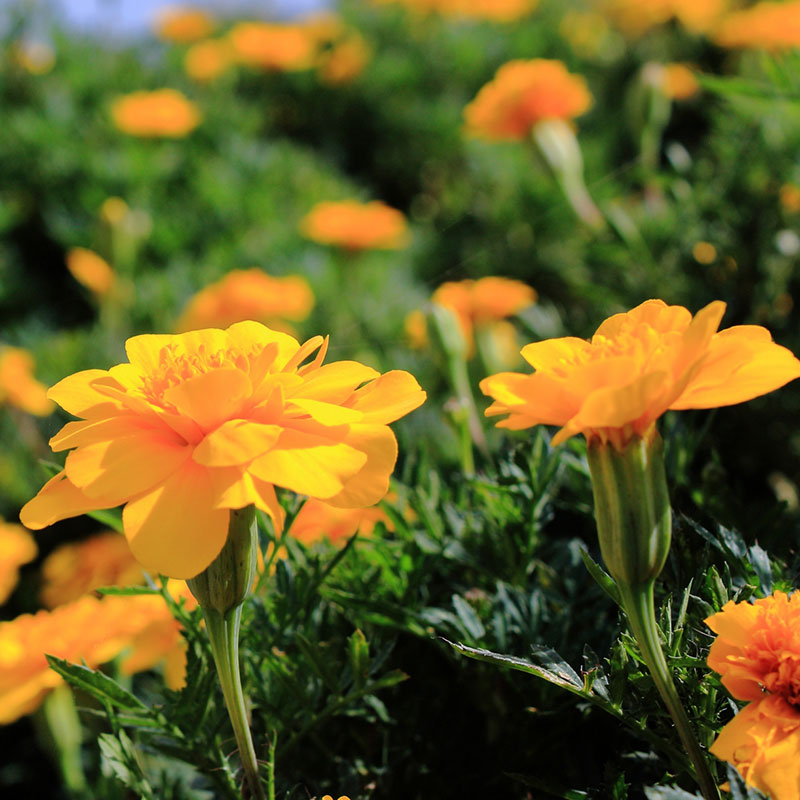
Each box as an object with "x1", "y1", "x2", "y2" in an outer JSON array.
[
  {"x1": 300, "y1": 200, "x2": 409, "y2": 251},
  {"x1": 0, "y1": 585, "x2": 195, "y2": 724},
  {"x1": 184, "y1": 38, "x2": 232, "y2": 82},
  {"x1": 372, "y1": 0, "x2": 536, "y2": 21},
  {"x1": 317, "y1": 33, "x2": 371, "y2": 85},
  {"x1": 599, "y1": 0, "x2": 728, "y2": 36},
  {"x1": 228, "y1": 22, "x2": 317, "y2": 71},
  {"x1": 480, "y1": 299, "x2": 800, "y2": 447},
  {"x1": 111, "y1": 89, "x2": 201, "y2": 138},
  {"x1": 0, "y1": 518, "x2": 37, "y2": 605},
  {"x1": 291, "y1": 498, "x2": 391, "y2": 545},
  {"x1": 175, "y1": 269, "x2": 314, "y2": 333},
  {"x1": 154, "y1": 6, "x2": 215, "y2": 43},
  {"x1": 464, "y1": 59, "x2": 592, "y2": 142},
  {"x1": 20, "y1": 323, "x2": 426, "y2": 579},
  {"x1": 714, "y1": 1, "x2": 800, "y2": 51},
  {"x1": 706, "y1": 592, "x2": 800, "y2": 797},
  {"x1": 433, "y1": 277, "x2": 536, "y2": 354},
  {"x1": 66, "y1": 247, "x2": 115, "y2": 297},
  {"x1": 40, "y1": 531, "x2": 144, "y2": 608},
  {"x1": 0, "y1": 346, "x2": 54, "y2": 416},
  {"x1": 656, "y1": 63, "x2": 700, "y2": 100}
]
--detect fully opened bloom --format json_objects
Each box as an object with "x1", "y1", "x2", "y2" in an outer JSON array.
[
  {"x1": 111, "y1": 89, "x2": 201, "y2": 138},
  {"x1": 0, "y1": 519, "x2": 37, "y2": 605},
  {"x1": 228, "y1": 22, "x2": 317, "y2": 71},
  {"x1": 300, "y1": 200, "x2": 409, "y2": 251},
  {"x1": 706, "y1": 592, "x2": 800, "y2": 797},
  {"x1": 20, "y1": 323, "x2": 426, "y2": 579},
  {"x1": 480, "y1": 299, "x2": 800, "y2": 447},
  {"x1": 464, "y1": 59, "x2": 592, "y2": 142}
]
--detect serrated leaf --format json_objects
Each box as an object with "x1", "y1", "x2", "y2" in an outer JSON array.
[
  {"x1": 46, "y1": 656, "x2": 148, "y2": 712},
  {"x1": 578, "y1": 546, "x2": 621, "y2": 606}
]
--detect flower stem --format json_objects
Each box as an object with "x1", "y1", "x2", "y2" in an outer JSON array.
[
  {"x1": 203, "y1": 605, "x2": 266, "y2": 800},
  {"x1": 617, "y1": 581, "x2": 719, "y2": 800}
]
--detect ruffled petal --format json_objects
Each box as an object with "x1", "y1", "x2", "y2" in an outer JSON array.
[
  {"x1": 193, "y1": 420, "x2": 283, "y2": 466},
  {"x1": 344, "y1": 370, "x2": 427, "y2": 423},
  {"x1": 122, "y1": 460, "x2": 229, "y2": 579},
  {"x1": 47, "y1": 369, "x2": 122, "y2": 419},
  {"x1": 163, "y1": 368, "x2": 251, "y2": 431}
]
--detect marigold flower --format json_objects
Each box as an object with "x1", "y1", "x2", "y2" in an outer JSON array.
[
  {"x1": 228, "y1": 22, "x2": 317, "y2": 71},
  {"x1": 0, "y1": 586, "x2": 194, "y2": 724},
  {"x1": 652, "y1": 63, "x2": 699, "y2": 101},
  {"x1": 20, "y1": 323, "x2": 426, "y2": 579},
  {"x1": 0, "y1": 346, "x2": 54, "y2": 416},
  {"x1": 706, "y1": 592, "x2": 800, "y2": 797},
  {"x1": 780, "y1": 184, "x2": 800, "y2": 214},
  {"x1": 40, "y1": 531, "x2": 144, "y2": 608},
  {"x1": 175, "y1": 269, "x2": 314, "y2": 333},
  {"x1": 66, "y1": 247, "x2": 115, "y2": 297},
  {"x1": 184, "y1": 38, "x2": 232, "y2": 82},
  {"x1": 480, "y1": 299, "x2": 800, "y2": 447},
  {"x1": 433, "y1": 277, "x2": 536, "y2": 354},
  {"x1": 464, "y1": 59, "x2": 592, "y2": 142},
  {"x1": 713, "y1": 1, "x2": 800, "y2": 51},
  {"x1": 372, "y1": 0, "x2": 536, "y2": 21},
  {"x1": 111, "y1": 89, "x2": 201, "y2": 138},
  {"x1": 154, "y1": 6, "x2": 214, "y2": 42},
  {"x1": 291, "y1": 498, "x2": 391, "y2": 545},
  {"x1": 300, "y1": 200, "x2": 410, "y2": 251},
  {"x1": 599, "y1": 0, "x2": 728, "y2": 36},
  {"x1": 317, "y1": 33, "x2": 371, "y2": 85},
  {"x1": 0, "y1": 519, "x2": 37, "y2": 605}
]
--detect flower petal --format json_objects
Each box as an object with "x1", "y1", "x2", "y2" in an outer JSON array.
[
  {"x1": 292, "y1": 361, "x2": 379, "y2": 403},
  {"x1": 344, "y1": 370, "x2": 427, "y2": 423},
  {"x1": 193, "y1": 420, "x2": 283, "y2": 466},
  {"x1": 122, "y1": 460, "x2": 229, "y2": 579},
  {"x1": 163, "y1": 368, "x2": 251, "y2": 431},
  {"x1": 48, "y1": 369, "x2": 122, "y2": 418}
]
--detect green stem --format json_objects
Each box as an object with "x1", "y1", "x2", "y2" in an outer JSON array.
[
  {"x1": 204, "y1": 606, "x2": 266, "y2": 800},
  {"x1": 36, "y1": 685, "x2": 88, "y2": 798},
  {"x1": 617, "y1": 581, "x2": 719, "y2": 800}
]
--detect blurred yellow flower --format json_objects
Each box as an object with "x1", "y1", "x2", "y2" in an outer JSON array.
[
  {"x1": 404, "y1": 309, "x2": 429, "y2": 350},
  {"x1": 781, "y1": 184, "x2": 800, "y2": 214},
  {"x1": 599, "y1": 0, "x2": 728, "y2": 36},
  {"x1": 300, "y1": 200, "x2": 410, "y2": 251},
  {"x1": 111, "y1": 89, "x2": 201, "y2": 138},
  {"x1": 100, "y1": 197, "x2": 129, "y2": 226},
  {"x1": 714, "y1": 1, "x2": 800, "y2": 50},
  {"x1": 0, "y1": 346, "x2": 54, "y2": 416},
  {"x1": 464, "y1": 59, "x2": 592, "y2": 141},
  {"x1": 66, "y1": 247, "x2": 115, "y2": 297},
  {"x1": 559, "y1": 11, "x2": 612, "y2": 57},
  {"x1": 0, "y1": 519, "x2": 37, "y2": 605},
  {"x1": 433, "y1": 276, "x2": 536, "y2": 355},
  {"x1": 154, "y1": 6, "x2": 215, "y2": 43},
  {"x1": 184, "y1": 38, "x2": 232, "y2": 82},
  {"x1": 291, "y1": 498, "x2": 392, "y2": 545},
  {"x1": 480, "y1": 299, "x2": 800, "y2": 447},
  {"x1": 0, "y1": 585, "x2": 195, "y2": 724},
  {"x1": 40, "y1": 531, "x2": 144, "y2": 608},
  {"x1": 10, "y1": 40, "x2": 55, "y2": 74},
  {"x1": 21, "y1": 323, "x2": 426, "y2": 579},
  {"x1": 372, "y1": 0, "x2": 537, "y2": 22},
  {"x1": 706, "y1": 592, "x2": 800, "y2": 797},
  {"x1": 317, "y1": 33, "x2": 371, "y2": 85},
  {"x1": 175, "y1": 269, "x2": 314, "y2": 333},
  {"x1": 656, "y1": 63, "x2": 700, "y2": 100},
  {"x1": 228, "y1": 22, "x2": 317, "y2": 71}
]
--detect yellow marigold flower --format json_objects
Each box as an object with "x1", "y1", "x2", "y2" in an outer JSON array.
[
  {"x1": 0, "y1": 346, "x2": 54, "y2": 416},
  {"x1": 40, "y1": 531, "x2": 144, "y2": 608},
  {"x1": 714, "y1": 0, "x2": 800, "y2": 50},
  {"x1": 321, "y1": 796, "x2": 351, "y2": 800},
  {"x1": 599, "y1": 0, "x2": 728, "y2": 36},
  {"x1": 480, "y1": 299, "x2": 800, "y2": 447},
  {"x1": 0, "y1": 586, "x2": 194, "y2": 724},
  {"x1": 20, "y1": 323, "x2": 426, "y2": 579},
  {"x1": 317, "y1": 33, "x2": 371, "y2": 85},
  {"x1": 300, "y1": 200, "x2": 410, "y2": 251},
  {"x1": 464, "y1": 59, "x2": 592, "y2": 142},
  {"x1": 291, "y1": 498, "x2": 392, "y2": 545},
  {"x1": 111, "y1": 89, "x2": 201, "y2": 138},
  {"x1": 433, "y1": 277, "x2": 536, "y2": 354},
  {"x1": 65, "y1": 247, "x2": 115, "y2": 297},
  {"x1": 658, "y1": 63, "x2": 700, "y2": 100},
  {"x1": 404, "y1": 309, "x2": 429, "y2": 350},
  {"x1": 175, "y1": 269, "x2": 314, "y2": 333},
  {"x1": 0, "y1": 518, "x2": 37, "y2": 605},
  {"x1": 154, "y1": 6, "x2": 215, "y2": 43},
  {"x1": 372, "y1": 0, "x2": 536, "y2": 21},
  {"x1": 228, "y1": 22, "x2": 317, "y2": 71},
  {"x1": 706, "y1": 592, "x2": 800, "y2": 797},
  {"x1": 184, "y1": 38, "x2": 232, "y2": 82}
]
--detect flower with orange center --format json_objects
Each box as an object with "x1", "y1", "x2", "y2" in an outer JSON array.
[
  {"x1": 0, "y1": 519, "x2": 37, "y2": 605},
  {"x1": 706, "y1": 592, "x2": 800, "y2": 797},
  {"x1": 111, "y1": 89, "x2": 201, "y2": 138},
  {"x1": 0, "y1": 347, "x2": 53, "y2": 416},
  {"x1": 20, "y1": 323, "x2": 426, "y2": 579},
  {"x1": 433, "y1": 277, "x2": 536, "y2": 354},
  {"x1": 66, "y1": 247, "x2": 115, "y2": 297},
  {"x1": 464, "y1": 59, "x2": 592, "y2": 142},
  {"x1": 713, "y1": 0, "x2": 800, "y2": 51},
  {"x1": 175, "y1": 269, "x2": 314, "y2": 333},
  {"x1": 300, "y1": 200, "x2": 409, "y2": 251},
  {"x1": 228, "y1": 22, "x2": 317, "y2": 71},
  {"x1": 154, "y1": 6, "x2": 215, "y2": 43},
  {"x1": 480, "y1": 299, "x2": 800, "y2": 447},
  {"x1": 290, "y1": 497, "x2": 392, "y2": 545},
  {"x1": 39, "y1": 531, "x2": 145, "y2": 608},
  {"x1": 0, "y1": 585, "x2": 195, "y2": 723},
  {"x1": 184, "y1": 39, "x2": 232, "y2": 82}
]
